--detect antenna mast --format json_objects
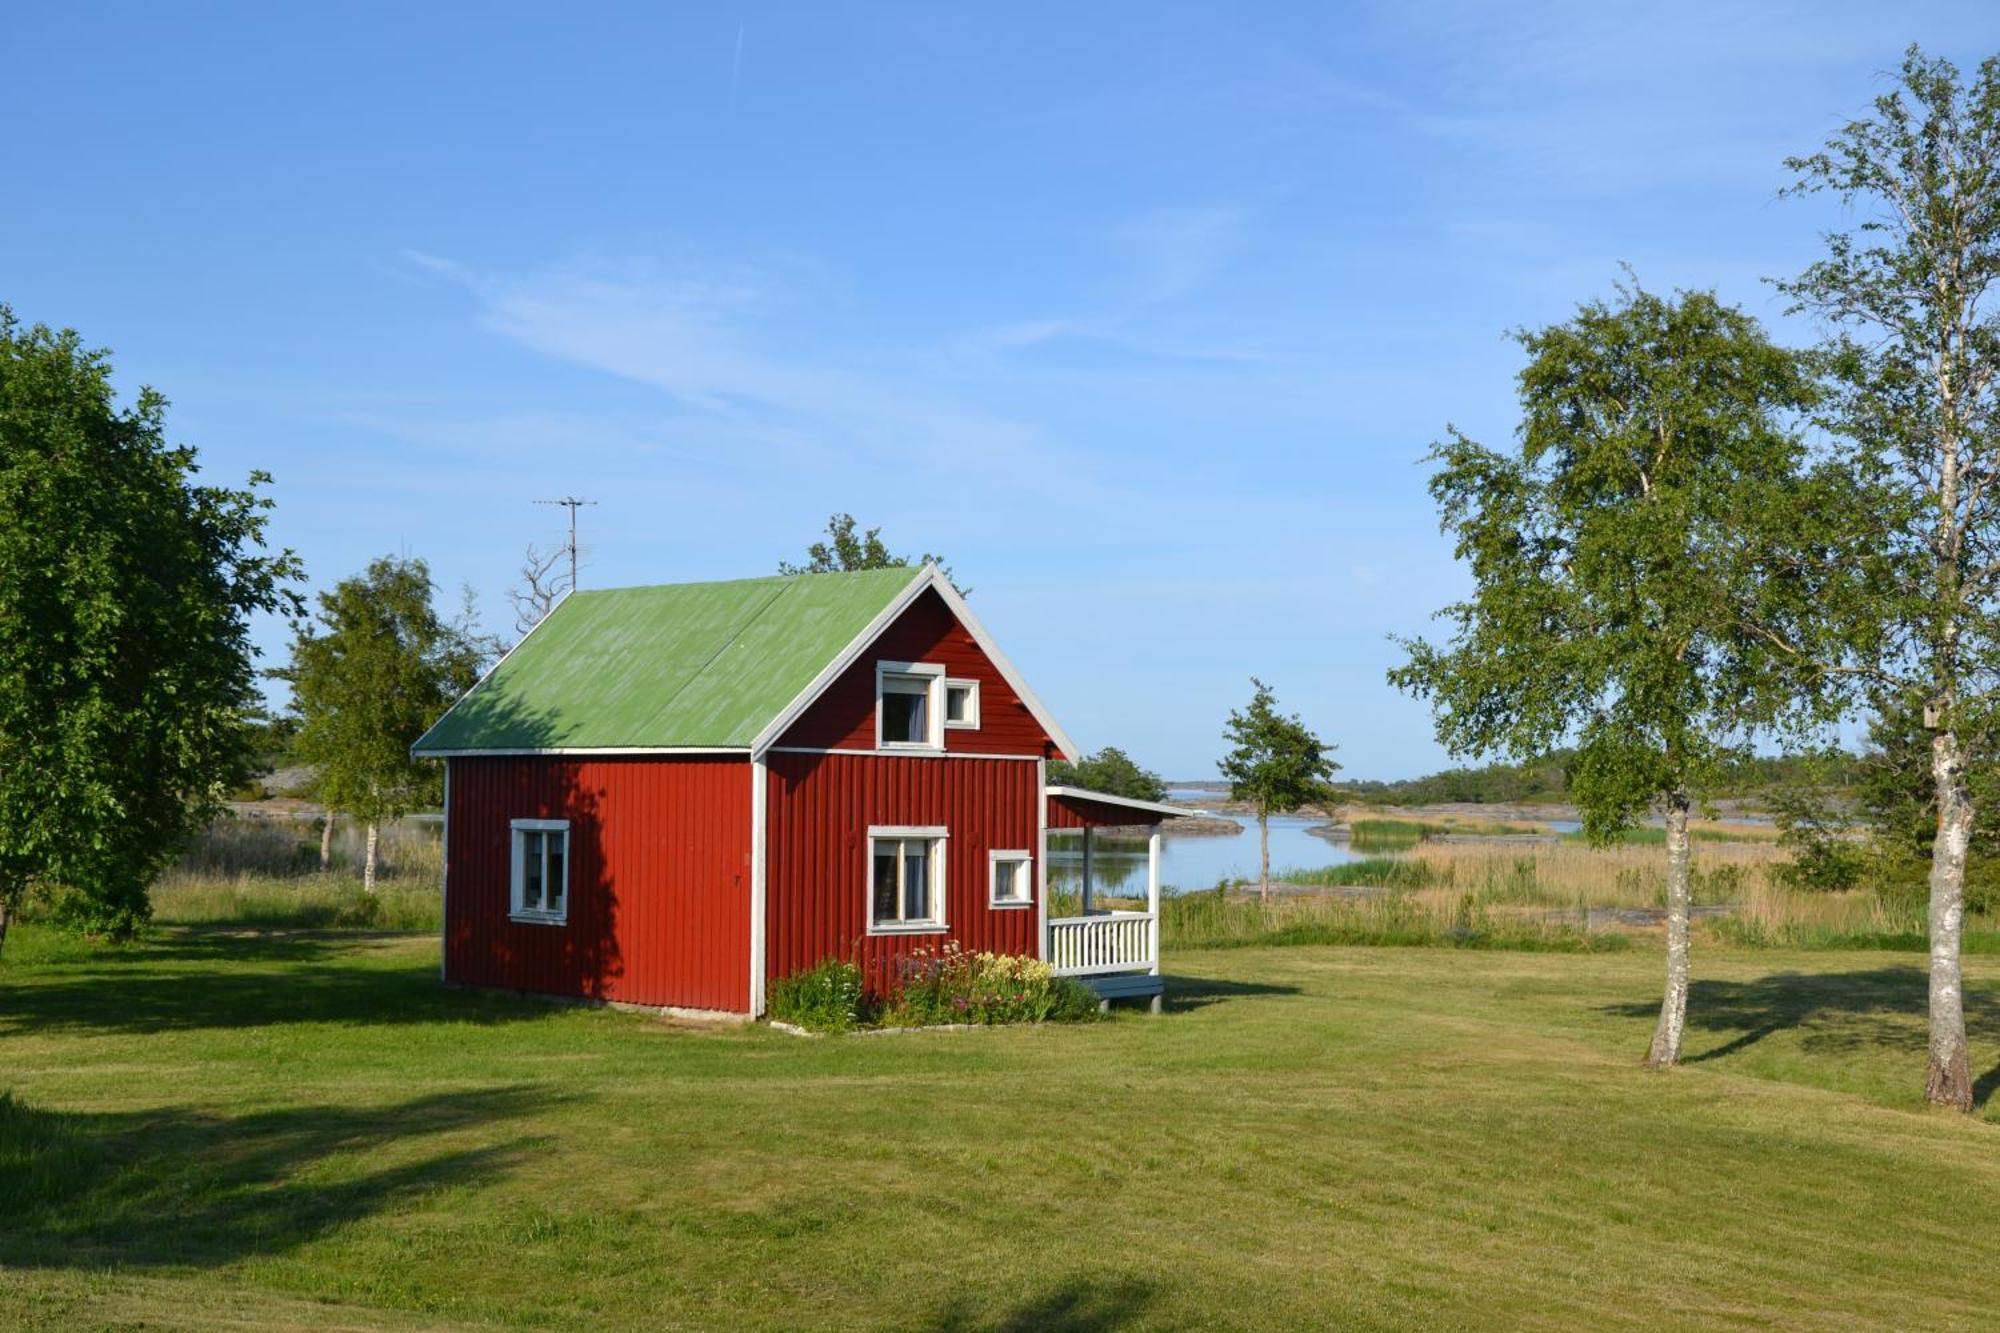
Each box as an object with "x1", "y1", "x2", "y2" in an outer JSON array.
[{"x1": 534, "y1": 496, "x2": 598, "y2": 592}]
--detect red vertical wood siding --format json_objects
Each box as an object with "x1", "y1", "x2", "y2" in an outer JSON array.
[
  {"x1": 446, "y1": 755, "x2": 751, "y2": 1012},
  {"x1": 777, "y1": 587, "x2": 1053, "y2": 756},
  {"x1": 765, "y1": 751, "x2": 1041, "y2": 995}
]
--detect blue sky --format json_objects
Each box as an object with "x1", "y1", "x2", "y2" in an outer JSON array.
[{"x1": 10, "y1": 2, "x2": 2000, "y2": 779}]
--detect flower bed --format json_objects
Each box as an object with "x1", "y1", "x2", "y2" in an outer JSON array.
[{"x1": 766, "y1": 944, "x2": 1102, "y2": 1035}]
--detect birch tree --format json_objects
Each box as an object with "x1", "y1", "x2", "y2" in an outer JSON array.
[
  {"x1": 1390, "y1": 285, "x2": 1827, "y2": 1068},
  {"x1": 1218, "y1": 680, "x2": 1340, "y2": 904},
  {"x1": 1775, "y1": 47, "x2": 2000, "y2": 1109},
  {"x1": 284, "y1": 558, "x2": 490, "y2": 891}
]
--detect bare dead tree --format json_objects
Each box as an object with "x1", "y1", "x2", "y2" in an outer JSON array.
[{"x1": 510, "y1": 542, "x2": 571, "y2": 637}]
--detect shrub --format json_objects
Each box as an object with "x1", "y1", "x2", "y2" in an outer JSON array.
[
  {"x1": 768, "y1": 957, "x2": 868, "y2": 1033},
  {"x1": 881, "y1": 944, "x2": 1100, "y2": 1028}
]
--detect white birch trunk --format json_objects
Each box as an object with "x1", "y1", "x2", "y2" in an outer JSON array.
[
  {"x1": 1646, "y1": 790, "x2": 1693, "y2": 1069},
  {"x1": 363, "y1": 821, "x2": 380, "y2": 895},
  {"x1": 1927, "y1": 726, "x2": 1975, "y2": 1110},
  {"x1": 319, "y1": 809, "x2": 335, "y2": 872},
  {"x1": 1259, "y1": 813, "x2": 1271, "y2": 906}
]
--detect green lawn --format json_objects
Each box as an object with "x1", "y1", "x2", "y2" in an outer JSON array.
[{"x1": 5, "y1": 927, "x2": 2000, "y2": 1330}]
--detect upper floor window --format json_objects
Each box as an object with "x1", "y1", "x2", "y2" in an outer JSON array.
[
  {"x1": 944, "y1": 678, "x2": 979, "y2": 730},
  {"x1": 511, "y1": 819, "x2": 570, "y2": 924},
  {"x1": 876, "y1": 662, "x2": 945, "y2": 750}
]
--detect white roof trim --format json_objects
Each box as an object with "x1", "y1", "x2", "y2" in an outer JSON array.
[
  {"x1": 750, "y1": 564, "x2": 1080, "y2": 762},
  {"x1": 1045, "y1": 785, "x2": 1204, "y2": 821}
]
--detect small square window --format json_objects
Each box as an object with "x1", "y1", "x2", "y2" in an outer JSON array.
[
  {"x1": 511, "y1": 819, "x2": 570, "y2": 924},
  {"x1": 944, "y1": 679, "x2": 979, "y2": 729},
  {"x1": 989, "y1": 850, "x2": 1032, "y2": 908}
]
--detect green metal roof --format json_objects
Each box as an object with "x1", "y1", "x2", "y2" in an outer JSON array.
[{"x1": 413, "y1": 566, "x2": 922, "y2": 753}]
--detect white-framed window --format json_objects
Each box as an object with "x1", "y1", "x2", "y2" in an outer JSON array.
[
  {"x1": 943, "y1": 678, "x2": 980, "y2": 730},
  {"x1": 868, "y1": 826, "x2": 947, "y2": 933},
  {"x1": 876, "y1": 661, "x2": 945, "y2": 750},
  {"x1": 988, "y1": 849, "x2": 1032, "y2": 908},
  {"x1": 510, "y1": 818, "x2": 570, "y2": 924}
]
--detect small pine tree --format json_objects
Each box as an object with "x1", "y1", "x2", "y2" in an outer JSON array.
[{"x1": 1218, "y1": 680, "x2": 1340, "y2": 903}]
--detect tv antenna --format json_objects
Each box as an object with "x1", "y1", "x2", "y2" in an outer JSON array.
[{"x1": 534, "y1": 496, "x2": 597, "y2": 592}]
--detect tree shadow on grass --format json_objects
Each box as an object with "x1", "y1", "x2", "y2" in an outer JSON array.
[
  {"x1": 0, "y1": 949, "x2": 556, "y2": 1036},
  {"x1": 0, "y1": 1083, "x2": 559, "y2": 1269},
  {"x1": 923, "y1": 1277, "x2": 1156, "y2": 1332},
  {"x1": 1602, "y1": 966, "x2": 2000, "y2": 1103},
  {"x1": 1161, "y1": 974, "x2": 1301, "y2": 1014}
]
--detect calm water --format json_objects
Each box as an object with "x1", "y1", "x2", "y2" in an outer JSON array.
[{"x1": 1046, "y1": 811, "x2": 1375, "y2": 896}]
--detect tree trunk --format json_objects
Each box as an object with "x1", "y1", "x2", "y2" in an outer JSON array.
[
  {"x1": 1259, "y1": 812, "x2": 1271, "y2": 906},
  {"x1": 1646, "y1": 789, "x2": 1693, "y2": 1069},
  {"x1": 363, "y1": 821, "x2": 380, "y2": 894},
  {"x1": 0, "y1": 895, "x2": 11, "y2": 956},
  {"x1": 1926, "y1": 726, "x2": 1975, "y2": 1110},
  {"x1": 319, "y1": 809, "x2": 335, "y2": 872}
]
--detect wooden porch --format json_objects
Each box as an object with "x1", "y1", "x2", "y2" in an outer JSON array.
[{"x1": 1044, "y1": 786, "x2": 1199, "y2": 1012}]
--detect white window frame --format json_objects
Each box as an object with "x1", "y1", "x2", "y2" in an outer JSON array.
[
  {"x1": 510, "y1": 818, "x2": 571, "y2": 925},
  {"x1": 943, "y1": 677, "x2": 980, "y2": 730},
  {"x1": 875, "y1": 661, "x2": 946, "y2": 752},
  {"x1": 867, "y1": 825, "x2": 948, "y2": 935},
  {"x1": 988, "y1": 849, "x2": 1033, "y2": 909}
]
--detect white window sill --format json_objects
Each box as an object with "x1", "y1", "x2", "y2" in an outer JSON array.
[
  {"x1": 867, "y1": 922, "x2": 947, "y2": 936},
  {"x1": 510, "y1": 912, "x2": 568, "y2": 926},
  {"x1": 989, "y1": 898, "x2": 1034, "y2": 910},
  {"x1": 877, "y1": 743, "x2": 945, "y2": 755}
]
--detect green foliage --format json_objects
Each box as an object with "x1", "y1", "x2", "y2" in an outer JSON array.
[
  {"x1": 1218, "y1": 679, "x2": 1340, "y2": 818},
  {"x1": 767, "y1": 958, "x2": 868, "y2": 1033},
  {"x1": 0, "y1": 309, "x2": 301, "y2": 943},
  {"x1": 881, "y1": 944, "x2": 1100, "y2": 1027},
  {"x1": 282, "y1": 558, "x2": 492, "y2": 831},
  {"x1": 778, "y1": 513, "x2": 960, "y2": 591},
  {"x1": 1390, "y1": 284, "x2": 1830, "y2": 838},
  {"x1": 1344, "y1": 749, "x2": 1867, "y2": 807},
  {"x1": 1774, "y1": 50, "x2": 2000, "y2": 730},
  {"x1": 1766, "y1": 765, "x2": 1868, "y2": 891},
  {"x1": 1278, "y1": 857, "x2": 1440, "y2": 890},
  {"x1": 1046, "y1": 746, "x2": 1167, "y2": 802}
]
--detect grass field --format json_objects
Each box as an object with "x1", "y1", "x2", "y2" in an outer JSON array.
[{"x1": 6, "y1": 925, "x2": 2000, "y2": 1330}]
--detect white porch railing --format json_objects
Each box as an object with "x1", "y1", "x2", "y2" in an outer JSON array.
[{"x1": 1048, "y1": 910, "x2": 1155, "y2": 976}]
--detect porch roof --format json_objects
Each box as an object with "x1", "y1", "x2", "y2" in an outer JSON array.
[{"x1": 1045, "y1": 785, "x2": 1204, "y2": 828}]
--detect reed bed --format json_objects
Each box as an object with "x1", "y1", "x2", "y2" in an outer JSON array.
[{"x1": 1161, "y1": 886, "x2": 1628, "y2": 953}]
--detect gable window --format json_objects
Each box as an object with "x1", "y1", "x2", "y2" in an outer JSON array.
[
  {"x1": 876, "y1": 662, "x2": 945, "y2": 750},
  {"x1": 989, "y1": 850, "x2": 1032, "y2": 908},
  {"x1": 944, "y1": 678, "x2": 979, "y2": 730},
  {"x1": 511, "y1": 819, "x2": 570, "y2": 924},
  {"x1": 869, "y1": 827, "x2": 946, "y2": 932}
]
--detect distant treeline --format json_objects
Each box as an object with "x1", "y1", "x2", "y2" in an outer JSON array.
[{"x1": 1340, "y1": 750, "x2": 1865, "y2": 807}]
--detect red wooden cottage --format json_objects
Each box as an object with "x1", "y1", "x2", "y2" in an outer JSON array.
[{"x1": 412, "y1": 564, "x2": 1190, "y2": 1017}]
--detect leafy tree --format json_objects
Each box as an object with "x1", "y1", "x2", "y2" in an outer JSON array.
[
  {"x1": 284, "y1": 558, "x2": 491, "y2": 891},
  {"x1": 1773, "y1": 47, "x2": 2000, "y2": 1109},
  {"x1": 0, "y1": 309, "x2": 299, "y2": 949},
  {"x1": 1048, "y1": 746, "x2": 1168, "y2": 802},
  {"x1": 1389, "y1": 284, "x2": 1828, "y2": 1068},
  {"x1": 1218, "y1": 679, "x2": 1340, "y2": 903},
  {"x1": 779, "y1": 513, "x2": 959, "y2": 590}
]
